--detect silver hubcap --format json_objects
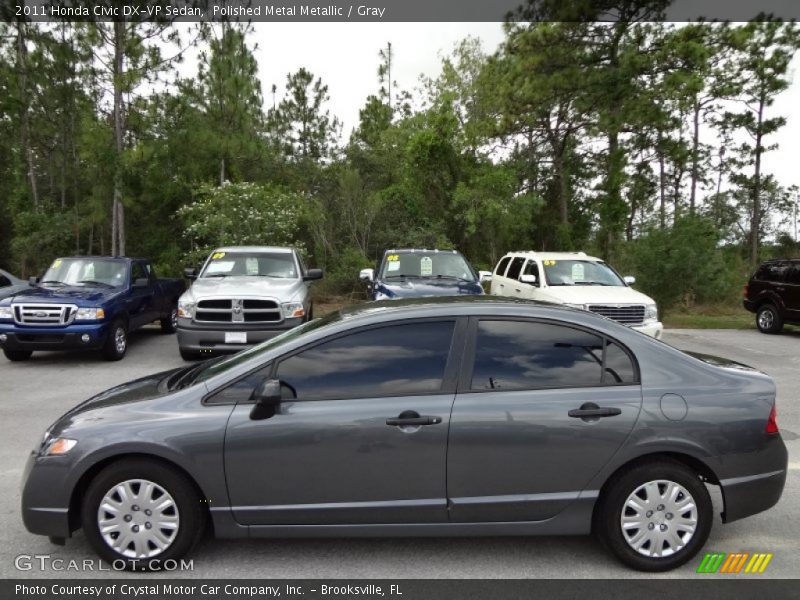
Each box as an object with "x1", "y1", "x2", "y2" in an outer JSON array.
[
  {"x1": 114, "y1": 327, "x2": 126, "y2": 354},
  {"x1": 758, "y1": 309, "x2": 774, "y2": 329},
  {"x1": 97, "y1": 479, "x2": 180, "y2": 559},
  {"x1": 621, "y1": 480, "x2": 698, "y2": 558}
]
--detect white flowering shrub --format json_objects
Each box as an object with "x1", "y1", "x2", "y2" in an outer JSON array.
[{"x1": 177, "y1": 182, "x2": 306, "y2": 265}]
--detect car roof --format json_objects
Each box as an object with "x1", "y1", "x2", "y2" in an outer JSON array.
[
  {"x1": 501, "y1": 251, "x2": 602, "y2": 262},
  {"x1": 384, "y1": 248, "x2": 461, "y2": 255},
  {"x1": 213, "y1": 246, "x2": 295, "y2": 254}
]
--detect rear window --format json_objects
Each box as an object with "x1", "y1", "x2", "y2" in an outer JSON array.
[
  {"x1": 755, "y1": 263, "x2": 788, "y2": 283},
  {"x1": 495, "y1": 257, "x2": 511, "y2": 276},
  {"x1": 506, "y1": 257, "x2": 525, "y2": 280}
]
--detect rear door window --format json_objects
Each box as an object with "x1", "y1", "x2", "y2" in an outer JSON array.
[
  {"x1": 786, "y1": 265, "x2": 800, "y2": 285},
  {"x1": 495, "y1": 257, "x2": 511, "y2": 277},
  {"x1": 469, "y1": 320, "x2": 637, "y2": 391},
  {"x1": 755, "y1": 263, "x2": 788, "y2": 283},
  {"x1": 506, "y1": 257, "x2": 525, "y2": 281}
]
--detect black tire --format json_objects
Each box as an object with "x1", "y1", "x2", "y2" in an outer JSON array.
[
  {"x1": 102, "y1": 319, "x2": 128, "y2": 361},
  {"x1": 160, "y1": 307, "x2": 178, "y2": 334},
  {"x1": 81, "y1": 458, "x2": 206, "y2": 571},
  {"x1": 756, "y1": 304, "x2": 783, "y2": 334},
  {"x1": 3, "y1": 349, "x2": 32, "y2": 361},
  {"x1": 595, "y1": 459, "x2": 712, "y2": 572},
  {"x1": 179, "y1": 347, "x2": 202, "y2": 361}
]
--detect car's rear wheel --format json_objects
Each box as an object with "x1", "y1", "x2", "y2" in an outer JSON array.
[
  {"x1": 595, "y1": 460, "x2": 712, "y2": 572},
  {"x1": 81, "y1": 458, "x2": 205, "y2": 570},
  {"x1": 102, "y1": 320, "x2": 128, "y2": 361},
  {"x1": 756, "y1": 304, "x2": 783, "y2": 334},
  {"x1": 3, "y1": 349, "x2": 32, "y2": 361},
  {"x1": 161, "y1": 307, "x2": 178, "y2": 334}
]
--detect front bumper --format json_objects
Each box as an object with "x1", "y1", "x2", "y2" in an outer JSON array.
[
  {"x1": 21, "y1": 450, "x2": 74, "y2": 538},
  {"x1": 631, "y1": 320, "x2": 663, "y2": 339},
  {"x1": 177, "y1": 317, "x2": 303, "y2": 355},
  {"x1": 0, "y1": 321, "x2": 109, "y2": 352}
]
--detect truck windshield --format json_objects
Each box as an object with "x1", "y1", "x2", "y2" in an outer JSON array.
[
  {"x1": 200, "y1": 252, "x2": 297, "y2": 279},
  {"x1": 543, "y1": 260, "x2": 625, "y2": 286},
  {"x1": 379, "y1": 252, "x2": 476, "y2": 281},
  {"x1": 40, "y1": 258, "x2": 127, "y2": 288}
]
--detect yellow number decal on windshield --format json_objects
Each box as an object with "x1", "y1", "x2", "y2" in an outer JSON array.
[
  {"x1": 387, "y1": 254, "x2": 399, "y2": 261},
  {"x1": 211, "y1": 252, "x2": 226, "y2": 260}
]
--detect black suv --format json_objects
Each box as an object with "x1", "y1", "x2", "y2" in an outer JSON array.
[{"x1": 744, "y1": 259, "x2": 800, "y2": 333}]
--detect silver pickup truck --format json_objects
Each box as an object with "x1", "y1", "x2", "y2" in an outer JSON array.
[{"x1": 176, "y1": 246, "x2": 323, "y2": 360}]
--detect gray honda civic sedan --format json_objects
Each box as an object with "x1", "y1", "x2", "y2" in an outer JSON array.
[{"x1": 21, "y1": 297, "x2": 787, "y2": 571}]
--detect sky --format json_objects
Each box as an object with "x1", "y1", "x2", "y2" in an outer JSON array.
[{"x1": 183, "y1": 23, "x2": 800, "y2": 208}]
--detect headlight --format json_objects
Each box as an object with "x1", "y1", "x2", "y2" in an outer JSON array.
[
  {"x1": 645, "y1": 303, "x2": 658, "y2": 321},
  {"x1": 41, "y1": 437, "x2": 77, "y2": 456},
  {"x1": 74, "y1": 307, "x2": 105, "y2": 320},
  {"x1": 0, "y1": 306, "x2": 12, "y2": 320},
  {"x1": 178, "y1": 299, "x2": 194, "y2": 318},
  {"x1": 281, "y1": 301, "x2": 305, "y2": 319}
]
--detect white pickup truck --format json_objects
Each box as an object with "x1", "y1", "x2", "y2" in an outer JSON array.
[
  {"x1": 176, "y1": 246, "x2": 323, "y2": 359},
  {"x1": 489, "y1": 251, "x2": 663, "y2": 339}
]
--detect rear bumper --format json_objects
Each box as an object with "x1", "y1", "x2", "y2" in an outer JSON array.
[
  {"x1": 177, "y1": 317, "x2": 303, "y2": 355},
  {"x1": 743, "y1": 299, "x2": 757, "y2": 313},
  {"x1": 0, "y1": 322, "x2": 108, "y2": 352},
  {"x1": 718, "y1": 435, "x2": 788, "y2": 523}
]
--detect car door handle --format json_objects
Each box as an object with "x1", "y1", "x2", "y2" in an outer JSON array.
[
  {"x1": 386, "y1": 411, "x2": 442, "y2": 427},
  {"x1": 568, "y1": 403, "x2": 622, "y2": 419},
  {"x1": 515, "y1": 288, "x2": 521, "y2": 293}
]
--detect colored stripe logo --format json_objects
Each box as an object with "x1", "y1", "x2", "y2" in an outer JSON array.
[{"x1": 697, "y1": 552, "x2": 773, "y2": 574}]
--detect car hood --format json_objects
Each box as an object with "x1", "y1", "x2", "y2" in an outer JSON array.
[
  {"x1": 539, "y1": 285, "x2": 655, "y2": 305},
  {"x1": 7, "y1": 285, "x2": 121, "y2": 305},
  {"x1": 376, "y1": 278, "x2": 484, "y2": 299},
  {"x1": 185, "y1": 276, "x2": 304, "y2": 301}
]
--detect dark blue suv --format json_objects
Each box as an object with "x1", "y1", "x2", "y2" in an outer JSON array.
[{"x1": 359, "y1": 249, "x2": 488, "y2": 300}]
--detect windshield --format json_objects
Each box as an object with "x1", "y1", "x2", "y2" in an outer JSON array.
[
  {"x1": 40, "y1": 258, "x2": 127, "y2": 288},
  {"x1": 191, "y1": 311, "x2": 342, "y2": 385},
  {"x1": 379, "y1": 252, "x2": 476, "y2": 281},
  {"x1": 201, "y1": 251, "x2": 298, "y2": 279},
  {"x1": 543, "y1": 260, "x2": 625, "y2": 286}
]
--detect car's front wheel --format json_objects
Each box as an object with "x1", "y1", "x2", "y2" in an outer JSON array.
[
  {"x1": 161, "y1": 307, "x2": 178, "y2": 334},
  {"x1": 595, "y1": 459, "x2": 712, "y2": 572},
  {"x1": 102, "y1": 320, "x2": 128, "y2": 361},
  {"x1": 81, "y1": 458, "x2": 205, "y2": 570},
  {"x1": 756, "y1": 304, "x2": 783, "y2": 334}
]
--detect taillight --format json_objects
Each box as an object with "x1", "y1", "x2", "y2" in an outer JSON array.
[
  {"x1": 743, "y1": 283, "x2": 749, "y2": 298},
  {"x1": 766, "y1": 405, "x2": 779, "y2": 435}
]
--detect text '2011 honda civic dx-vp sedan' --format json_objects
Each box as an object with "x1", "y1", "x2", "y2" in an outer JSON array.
[{"x1": 21, "y1": 297, "x2": 786, "y2": 571}]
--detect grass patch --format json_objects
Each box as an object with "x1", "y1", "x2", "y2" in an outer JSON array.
[{"x1": 663, "y1": 306, "x2": 754, "y2": 330}]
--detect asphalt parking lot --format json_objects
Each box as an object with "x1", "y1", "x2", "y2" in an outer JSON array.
[{"x1": 0, "y1": 326, "x2": 797, "y2": 579}]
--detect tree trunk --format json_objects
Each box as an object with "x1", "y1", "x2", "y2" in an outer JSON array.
[
  {"x1": 17, "y1": 23, "x2": 39, "y2": 207},
  {"x1": 112, "y1": 21, "x2": 126, "y2": 256},
  {"x1": 750, "y1": 95, "x2": 765, "y2": 267},
  {"x1": 690, "y1": 98, "x2": 700, "y2": 213}
]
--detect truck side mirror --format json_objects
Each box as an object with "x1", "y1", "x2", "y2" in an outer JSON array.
[
  {"x1": 359, "y1": 268, "x2": 374, "y2": 282},
  {"x1": 623, "y1": 275, "x2": 636, "y2": 285},
  {"x1": 478, "y1": 271, "x2": 493, "y2": 283},
  {"x1": 183, "y1": 267, "x2": 198, "y2": 281},
  {"x1": 519, "y1": 274, "x2": 537, "y2": 285},
  {"x1": 303, "y1": 268, "x2": 324, "y2": 281},
  {"x1": 250, "y1": 379, "x2": 282, "y2": 421}
]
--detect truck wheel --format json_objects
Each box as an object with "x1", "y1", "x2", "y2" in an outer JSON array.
[
  {"x1": 160, "y1": 307, "x2": 178, "y2": 334},
  {"x1": 102, "y1": 320, "x2": 128, "y2": 361},
  {"x1": 595, "y1": 459, "x2": 712, "y2": 572},
  {"x1": 756, "y1": 304, "x2": 783, "y2": 334},
  {"x1": 3, "y1": 349, "x2": 32, "y2": 361},
  {"x1": 81, "y1": 458, "x2": 205, "y2": 570}
]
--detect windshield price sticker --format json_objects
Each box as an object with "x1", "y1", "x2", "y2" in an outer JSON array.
[
  {"x1": 211, "y1": 252, "x2": 226, "y2": 260},
  {"x1": 206, "y1": 261, "x2": 235, "y2": 274},
  {"x1": 572, "y1": 263, "x2": 585, "y2": 281},
  {"x1": 387, "y1": 260, "x2": 400, "y2": 272},
  {"x1": 420, "y1": 256, "x2": 433, "y2": 276}
]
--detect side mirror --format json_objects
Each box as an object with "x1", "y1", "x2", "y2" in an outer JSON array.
[
  {"x1": 183, "y1": 267, "x2": 198, "y2": 281},
  {"x1": 250, "y1": 379, "x2": 282, "y2": 421},
  {"x1": 303, "y1": 268, "x2": 324, "y2": 281},
  {"x1": 133, "y1": 278, "x2": 149, "y2": 288},
  {"x1": 478, "y1": 271, "x2": 493, "y2": 283},
  {"x1": 28, "y1": 276, "x2": 39, "y2": 285},
  {"x1": 359, "y1": 268, "x2": 374, "y2": 282},
  {"x1": 623, "y1": 275, "x2": 636, "y2": 285},
  {"x1": 519, "y1": 274, "x2": 537, "y2": 285}
]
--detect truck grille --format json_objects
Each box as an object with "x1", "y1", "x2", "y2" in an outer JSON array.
[
  {"x1": 13, "y1": 304, "x2": 78, "y2": 326},
  {"x1": 587, "y1": 304, "x2": 645, "y2": 325},
  {"x1": 195, "y1": 298, "x2": 282, "y2": 324}
]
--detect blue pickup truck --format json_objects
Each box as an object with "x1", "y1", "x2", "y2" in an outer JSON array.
[{"x1": 0, "y1": 257, "x2": 184, "y2": 361}]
